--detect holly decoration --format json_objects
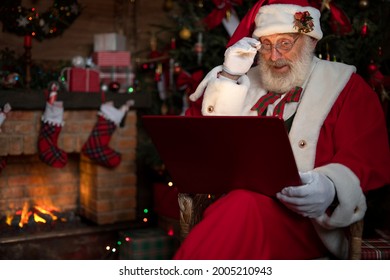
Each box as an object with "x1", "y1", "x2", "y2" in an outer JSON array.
[{"x1": 0, "y1": 0, "x2": 82, "y2": 41}]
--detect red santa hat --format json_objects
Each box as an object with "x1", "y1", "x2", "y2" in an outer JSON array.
[{"x1": 227, "y1": 0, "x2": 322, "y2": 47}]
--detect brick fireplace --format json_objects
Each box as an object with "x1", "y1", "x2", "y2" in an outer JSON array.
[{"x1": 0, "y1": 91, "x2": 148, "y2": 232}]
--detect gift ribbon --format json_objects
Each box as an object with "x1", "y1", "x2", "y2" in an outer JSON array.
[
  {"x1": 176, "y1": 70, "x2": 204, "y2": 94},
  {"x1": 203, "y1": 0, "x2": 242, "y2": 30},
  {"x1": 328, "y1": 2, "x2": 352, "y2": 35}
]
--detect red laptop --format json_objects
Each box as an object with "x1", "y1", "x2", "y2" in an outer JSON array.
[{"x1": 141, "y1": 115, "x2": 301, "y2": 197}]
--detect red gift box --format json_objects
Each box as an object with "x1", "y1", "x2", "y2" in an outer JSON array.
[
  {"x1": 67, "y1": 68, "x2": 100, "y2": 93},
  {"x1": 92, "y1": 51, "x2": 131, "y2": 67}
]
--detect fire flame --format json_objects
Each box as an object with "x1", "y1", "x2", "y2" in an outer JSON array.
[{"x1": 5, "y1": 201, "x2": 61, "y2": 228}]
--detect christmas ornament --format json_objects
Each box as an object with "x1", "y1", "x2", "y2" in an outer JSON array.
[
  {"x1": 368, "y1": 60, "x2": 390, "y2": 93},
  {"x1": 71, "y1": 56, "x2": 85, "y2": 68},
  {"x1": 38, "y1": 101, "x2": 68, "y2": 168},
  {"x1": 0, "y1": 0, "x2": 82, "y2": 41},
  {"x1": 2, "y1": 73, "x2": 20, "y2": 88},
  {"x1": 81, "y1": 101, "x2": 133, "y2": 168},
  {"x1": 109, "y1": 81, "x2": 121, "y2": 92},
  {"x1": 163, "y1": 0, "x2": 174, "y2": 11},
  {"x1": 359, "y1": 0, "x2": 370, "y2": 9},
  {"x1": 179, "y1": 27, "x2": 192, "y2": 40},
  {"x1": 203, "y1": 0, "x2": 243, "y2": 30},
  {"x1": 293, "y1": 11, "x2": 314, "y2": 33},
  {"x1": 361, "y1": 21, "x2": 368, "y2": 37}
]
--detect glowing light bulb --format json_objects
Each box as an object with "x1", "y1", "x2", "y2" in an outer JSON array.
[
  {"x1": 168, "y1": 181, "x2": 173, "y2": 187},
  {"x1": 106, "y1": 246, "x2": 110, "y2": 251}
]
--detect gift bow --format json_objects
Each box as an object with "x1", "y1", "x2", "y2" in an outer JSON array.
[
  {"x1": 203, "y1": 0, "x2": 243, "y2": 30},
  {"x1": 176, "y1": 70, "x2": 204, "y2": 95},
  {"x1": 322, "y1": 2, "x2": 352, "y2": 35}
]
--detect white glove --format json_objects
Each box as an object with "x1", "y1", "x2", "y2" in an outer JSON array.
[
  {"x1": 276, "y1": 171, "x2": 336, "y2": 218},
  {"x1": 223, "y1": 37, "x2": 261, "y2": 76},
  {"x1": 189, "y1": 66, "x2": 222, "y2": 102}
]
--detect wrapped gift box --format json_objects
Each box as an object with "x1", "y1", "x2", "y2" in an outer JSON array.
[
  {"x1": 98, "y1": 66, "x2": 134, "y2": 93},
  {"x1": 93, "y1": 51, "x2": 131, "y2": 67},
  {"x1": 118, "y1": 227, "x2": 178, "y2": 260},
  {"x1": 67, "y1": 67, "x2": 100, "y2": 92},
  {"x1": 94, "y1": 33, "x2": 127, "y2": 52}
]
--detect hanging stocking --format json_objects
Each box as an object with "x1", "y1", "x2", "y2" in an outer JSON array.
[
  {"x1": 0, "y1": 103, "x2": 11, "y2": 173},
  {"x1": 82, "y1": 100, "x2": 133, "y2": 168},
  {"x1": 38, "y1": 100, "x2": 68, "y2": 168}
]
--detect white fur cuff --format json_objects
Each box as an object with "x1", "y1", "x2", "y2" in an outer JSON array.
[
  {"x1": 201, "y1": 77, "x2": 249, "y2": 116},
  {"x1": 41, "y1": 101, "x2": 64, "y2": 127},
  {"x1": 314, "y1": 163, "x2": 367, "y2": 229}
]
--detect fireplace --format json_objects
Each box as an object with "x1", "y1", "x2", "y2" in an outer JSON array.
[{"x1": 0, "y1": 90, "x2": 150, "y2": 238}]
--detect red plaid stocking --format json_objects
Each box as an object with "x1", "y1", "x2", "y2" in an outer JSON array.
[
  {"x1": 82, "y1": 101, "x2": 132, "y2": 168},
  {"x1": 38, "y1": 101, "x2": 68, "y2": 168},
  {"x1": 82, "y1": 115, "x2": 121, "y2": 168}
]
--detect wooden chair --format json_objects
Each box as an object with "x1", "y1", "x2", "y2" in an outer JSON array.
[{"x1": 178, "y1": 193, "x2": 364, "y2": 259}]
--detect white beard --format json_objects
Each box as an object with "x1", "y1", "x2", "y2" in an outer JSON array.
[{"x1": 258, "y1": 37, "x2": 314, "y2": 93}]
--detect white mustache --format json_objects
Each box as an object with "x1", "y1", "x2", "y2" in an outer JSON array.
[{"x1": 268, "y1": 59, "x2": 291, "y2": 68}]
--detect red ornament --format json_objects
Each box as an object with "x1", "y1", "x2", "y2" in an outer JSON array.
[
  {"x1": 109, "y1": 81, "x2": 120, "y2": 92},
  {"x1": 361, "y1": 21, "x2": 368, "y2": 37},
  {"x1": 171, "y1": 38, "x2": 176, "y2": 50}
]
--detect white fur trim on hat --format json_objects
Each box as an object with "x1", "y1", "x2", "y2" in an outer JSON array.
[{"x1": 253, "y1": 4, "x2": 323, "y2": 40}]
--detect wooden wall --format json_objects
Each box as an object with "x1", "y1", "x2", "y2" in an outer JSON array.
[{"x1": 0, "y1": 0, "x2": 171, "y2": 62}]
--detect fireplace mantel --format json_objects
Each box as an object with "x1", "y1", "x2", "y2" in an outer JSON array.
[{"x1": 0, "y1": 89, "x2": 151, "y2": 110}]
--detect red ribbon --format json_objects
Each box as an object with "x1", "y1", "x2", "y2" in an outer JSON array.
[
  {"x1": 176, "y1": 70, "x2": 204, "y2": 95},
  {"x1": 328, "y1": 2, "x2": 352, "y2": 35},
  {"x1": 203, "y1": 0, "x2": 243, "y2": 30}
]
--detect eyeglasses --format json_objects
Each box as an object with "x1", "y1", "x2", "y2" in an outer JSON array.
[{"x1": 259, "y1": 36, "x2": 300, "y2": 54}]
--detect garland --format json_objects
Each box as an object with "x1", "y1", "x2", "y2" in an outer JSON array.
[{"x1": 0, "y1": 0, "x2": 82, "y2": 41}]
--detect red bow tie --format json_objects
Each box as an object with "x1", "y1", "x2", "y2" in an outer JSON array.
[{"x1": 251, "y1": 87, "x2": 303, "y2": 117}]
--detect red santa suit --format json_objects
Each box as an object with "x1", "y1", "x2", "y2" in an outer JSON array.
[{"x1": 173, "y1": 57, "x2": 390, "y2": 259}]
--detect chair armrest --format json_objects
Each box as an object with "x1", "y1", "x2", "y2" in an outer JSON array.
[
  {"x1": 349, "y1": 219, "x2": 364, "y2": 259},
  {"x1": 178, "y1": 193, "x2": 216, "y2": 241}
]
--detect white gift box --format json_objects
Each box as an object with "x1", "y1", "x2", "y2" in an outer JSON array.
[{"x1": 93, "y1": 33, "x2": 127, "y2": 52}]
